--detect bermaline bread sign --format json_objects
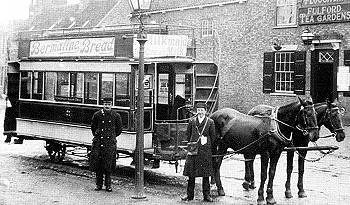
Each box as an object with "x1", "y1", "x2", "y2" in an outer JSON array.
[{"x1": 29, "y1": 37, "x2": 115, "y2": 58}]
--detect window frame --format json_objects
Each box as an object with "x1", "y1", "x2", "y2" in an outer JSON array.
[
  {"x1": 201, "y1": 18, "x2": 213, "y2": 37},
  {"x1": 263, "y1": 51, "x2": 306, "y2": 95},
  {"x1": 274, "y1": 52, "x2": 295, "y2": 93},
  {"x1": 276, "y1": 0, "x2": 297, "y2": 27}
]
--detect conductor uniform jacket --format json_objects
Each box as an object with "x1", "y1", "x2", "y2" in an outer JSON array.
[
  {"x1": 90, "y1": 109, "x2": 122, "y2": 172},
  {"x1": 183, "y1": 116, "x2": 216, "y2": 177}
]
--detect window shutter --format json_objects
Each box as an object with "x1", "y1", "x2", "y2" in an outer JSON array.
[
  {"x1": 263, "y1": 52, "x2": 274, "y2": 93},
  {"x1": 344, "y1": 50, "x2": 350, "y2": 66},
  {"x1": 294, "y1": 51, "x2": 306, "y2": 95}
]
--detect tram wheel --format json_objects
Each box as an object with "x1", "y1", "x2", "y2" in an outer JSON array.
[{"x1": 45, "y1": 141, "x2": 66, "y2": 163}]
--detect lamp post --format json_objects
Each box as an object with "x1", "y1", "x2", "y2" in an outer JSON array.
[
  {"x1": 129, "y1": 0, "x2": 151, "y2": 200},
  {"x1": 301, "y1": 28, "x2": 315, "y2": 45}
]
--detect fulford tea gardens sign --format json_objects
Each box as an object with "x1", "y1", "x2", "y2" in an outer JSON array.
[{"x1": 299, "y1": 0, "x2": 350, "y2": 25}]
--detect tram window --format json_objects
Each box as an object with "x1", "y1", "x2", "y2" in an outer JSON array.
[
  {"x1": 70, "y1": 73, "x2": 83, "y2": 99},
  {"x1": 20, "y1": 72, "x2": 31, "y2": 99},
  {"x1": 100, "y1": 73, "x2": 114, "y2": 104},
  {"x1": 32, "y1": 72, "x2": 44, "y2": 100},
  {"x1": 175, "y1": 74, "x2": 192, "y2": 102},
  {"x1": 44, "y1": 72, "x2": 57, "y2": 101},
  {"x1": 57, "y1": 72, "x2": 69, "y2": 97},
  {"x1": 115, "y1": 73, "x2": 130, "y2": 107},
  {"x1": 84, "y1": 73, "x2": 98, "y2": 104}
]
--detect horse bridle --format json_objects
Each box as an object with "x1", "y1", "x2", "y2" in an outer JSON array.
[
  {"x1": 295, "y1": 104, "x2": 319, "y2": 136},
  {"x1": 273, "y1": 105, "x2": 318, "y2": 136},
  {"x1": 322, "y1": 106, "x2": 345, "y2": 135}
]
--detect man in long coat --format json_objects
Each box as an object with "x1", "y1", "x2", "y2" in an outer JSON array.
[
  {"x1": 182, "y1": 103, "x2": 216, "y2": 202},
  {"x1": 90, "y1": 99, "x2": 122, "y2": 192}
]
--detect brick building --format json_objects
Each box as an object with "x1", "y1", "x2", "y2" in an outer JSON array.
[{"x1": 104, "y1": 0, "x2": 350, "y2": 122}]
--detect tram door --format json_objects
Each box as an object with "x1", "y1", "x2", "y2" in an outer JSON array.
[
  {"x1": 156, "y1": 64, "x2": 175, "y2": 120},
  {"x1": 156, "y1": 63, "x2": 192, "y2": 121},
  {"x1": 311, "y1": 49, "x2": 338, "y2": 103}
]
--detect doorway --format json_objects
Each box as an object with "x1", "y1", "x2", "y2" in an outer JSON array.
[{"x1": 311, "y1": 49, "x2": 338, "y2": 103}]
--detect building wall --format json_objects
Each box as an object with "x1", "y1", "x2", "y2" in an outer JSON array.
[{"x1": 139, "y1": 0, "x2": 350, "y2": 124}]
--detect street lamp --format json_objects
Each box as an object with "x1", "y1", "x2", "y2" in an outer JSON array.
[
  {"x1": 129, "y1": 0, "x2": 151, "y2": 200},
  {"x1": 301, "y1": 28, "x2": 315, "y2": 45}
]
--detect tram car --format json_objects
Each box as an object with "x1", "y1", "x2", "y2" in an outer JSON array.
[{"x1": 4, "y1": 25, "x2": 219, "y2": 170}]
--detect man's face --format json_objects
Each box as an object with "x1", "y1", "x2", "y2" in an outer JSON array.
[
  {"x1": 196, "y1": 107, "x2": 206, "y2": 117},
  {"x1": 103, "y1": 102, "x2": 112, "y2": 110}
]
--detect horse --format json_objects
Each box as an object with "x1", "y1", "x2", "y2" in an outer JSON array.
[
  {"x1": 283, "y1": 100, "x2": 346, "y2": 198},
  {"x1": 210, "y1": 97, "x2": 319, "y2": 205}
]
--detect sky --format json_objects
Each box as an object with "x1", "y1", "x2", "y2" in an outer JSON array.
[{"x1": 0, "y1": 0, "x2": 31, "y2": 25}]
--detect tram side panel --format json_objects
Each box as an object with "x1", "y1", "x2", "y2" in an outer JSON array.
[{"x1": 15, "y1": 101, "x2": 153, "y2": 154}]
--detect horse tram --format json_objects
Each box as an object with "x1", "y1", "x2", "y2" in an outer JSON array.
[{"x1": 3, "y1": 24, "x2": 219, "y2": 171}]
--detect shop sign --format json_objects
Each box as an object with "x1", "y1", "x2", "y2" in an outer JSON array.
[
  {"x1": 133, "y1": 34, "x2": 188, "y2": 58},
  {"x1": 301, "y1": 0, "x2": 350, "y2": 7},
  {"x1": 29, "y1": 37, "x2": 115, "y2": 58},
  {"x1": 337, "y1": 66, "x2": 350, "y2": 91},
  {"x1": 299, "y1": 2, "x2": 350, "y2": 25}
]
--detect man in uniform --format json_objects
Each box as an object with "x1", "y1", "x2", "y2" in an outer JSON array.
[
  {"x1": 90, "y1": 98, "x2": 122, "y2": 192},
  {"x1": 181, "y1": 103, "x2": 216, "y2": 202}
]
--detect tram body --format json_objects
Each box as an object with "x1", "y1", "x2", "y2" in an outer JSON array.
[{"x1": 4, "y1": 32, "x2": 218, "y2": 168}]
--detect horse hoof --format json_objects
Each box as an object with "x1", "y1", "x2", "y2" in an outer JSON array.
[
  {"x1": 249, "y1": 181, "x2": 256, "y2": 189},
  {"x1": 298, "y1": 191, "x2": 307, "y2": 198},
  {"x1": 257, "y1": 199, "x2": 265, "y2": 205},
  {"x1": 242, "y1": 181, "x2": 250, "y2": 190},
  {"x1": 218, "y1": 189, "x2": 225, "y2": 196},
  {"x1": 285, "y1": 190, "x2": 293, "y2": 198},
  {"x1": 266, "y1": 198, "x2": 276, "y2": 205}
]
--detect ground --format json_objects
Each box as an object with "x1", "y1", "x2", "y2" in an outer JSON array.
[{"x1": 0, "y1": 125, "x2": 349, "y2": 205}]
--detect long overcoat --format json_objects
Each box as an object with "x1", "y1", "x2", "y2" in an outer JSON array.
[
  {"x1": 90, "y1": 109, "x2": 122, "y2": 172},
  {"x1": 183, "y1": 116, "x2": 216, "y2": 177}
]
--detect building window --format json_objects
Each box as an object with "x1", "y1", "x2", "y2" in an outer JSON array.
[
  {"x1": 263, "y1": 51, "x2": 306, "y2": 95},
  {"x1": 275, "y1": 52, "x2": 294, "y2": 92},
  {"x1": 201, "y1": 19, "x2": 213, "y2": 37},
  {"x1": 276, "y1": 0, "x2": 297, "y2": 26}
]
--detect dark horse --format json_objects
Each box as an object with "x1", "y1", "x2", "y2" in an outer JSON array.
[
  {"x1": 283, "y1": 100, "x2": 345, "y2": 198},
  {"x1": 210, "y1": 98, "x2": 319, "y2": 205}
]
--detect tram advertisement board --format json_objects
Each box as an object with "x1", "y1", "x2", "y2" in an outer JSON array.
[
  {"x1": 133, "y1": 34, "x2": 188, "y2": 58},
  {"x1": 299, "y1": 0, "x2": 350, "y2": 25},
  {"x1": 29, "y1": 37, "x2": 115, "y2": 58}
]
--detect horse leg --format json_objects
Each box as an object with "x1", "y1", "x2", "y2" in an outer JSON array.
[
  {"x1": 243, "y1": 154, "x2": 251, "y2": 190},
  {"x1": 257, "y1": 152, "x2": 268, "y2": 205},
  {"x1": 285, "y1": 151, "x2": 294, "y2": 198},
  {"x1": 213, "y1": 155, "x2": 225, "y2": 196},
  {"x1": 297, "y1": 150, "x2": 307, "y2": 198},
  {"x1": 266, "y1": 150, "x2": 282, "y2": 205},
  {"x1": 243, "y1": 153, "x2": 256, "y2": 190}
]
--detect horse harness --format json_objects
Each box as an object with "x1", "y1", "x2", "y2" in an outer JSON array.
[{"x1": 213, "y1": 104, "x2": 319, "y2": 159}]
